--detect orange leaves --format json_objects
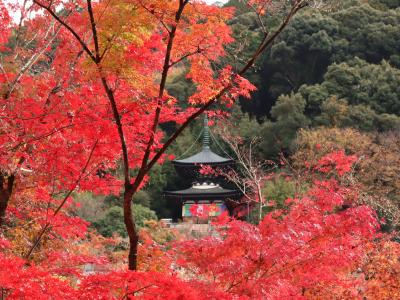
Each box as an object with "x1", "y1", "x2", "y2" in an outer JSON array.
[
  {"x1": 84, "y1": 0, "x2": 234, "y2": 95},
  {"x1": 188, "y1": 65, "x2": 256, "y2": 106},
  {"x1": 172, "y1": 2, "x2": 234, "y2": 61},
  {"x1": 245, "y1": 0, "x2": 273, "y2": 15},
  {"x1": 137, "y1": 220, "x2": 184, "y2": 273},
  {"x1": 306, "y1": 240, "x2": 400, "y2": 299},
  {"x1": 90, "y1": 0, "x2": 157, "y2": 83},
  {"x1": 363, "y1": 241, "x2": 400, "y2": 299},
  {"x1": 134, "y1": 0, "x2": 240, "y2": 105}
]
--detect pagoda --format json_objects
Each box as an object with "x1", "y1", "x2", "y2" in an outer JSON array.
[{"x1": 164, "y1": 114, "x2": 242, "y2": 223}]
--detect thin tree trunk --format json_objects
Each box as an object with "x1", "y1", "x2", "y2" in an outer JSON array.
[
  {"x1": 1, "y1": 287, "x2": 6, "y2": 300},
  {"x1": 257, "y1": 184, "x2": 263, "y2": 223},
  {"x1": 0, "y1": 193, "x2": 9, "y2": 226},
  {"x1": 0, "y1": 175, "x2": 15, "y2": 226},
  {"x1": 123, "y1": 185, "x2": 139, "y2": 270}
]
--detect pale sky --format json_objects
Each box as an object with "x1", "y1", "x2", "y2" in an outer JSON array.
[
  {"x1": 205, "y1": 0, "x2": 228, "y2": 4},
  {"x1": 7, "y1": 0, "x2": 230, "y2": 23}
]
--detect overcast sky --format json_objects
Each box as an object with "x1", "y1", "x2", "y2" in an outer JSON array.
[
  {"x1": 204, "y1": 0, "x2": 228, "y2": 4},
  {"x1": 7, "y1": 0, "x2": 230, "y2": 22}
]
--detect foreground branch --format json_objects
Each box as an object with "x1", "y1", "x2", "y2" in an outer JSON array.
[{"x1": 24, "y1": 140, "x2": 98, "y2": 260}]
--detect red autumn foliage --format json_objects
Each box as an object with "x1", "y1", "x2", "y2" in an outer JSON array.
[
  {"x1": 177, "y1": 184, "x2": 379, "y2": 298},
  {"x1": 314, "y1": 150, "x2": 357, "y2": 176},
  {"x1": 1, "y1": 146, "x2": 398, "y2": 299},
  {"x1": 1, "y1": 0, "x2": 398, "y2": 298}
]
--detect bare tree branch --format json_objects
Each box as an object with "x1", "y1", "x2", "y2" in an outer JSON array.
[
  {"x1": 32, "y1": 0, "x2": 96, "y2": 62},
  {"x1": 5, "y1": 22, "x2": 62, "y2": 98}
]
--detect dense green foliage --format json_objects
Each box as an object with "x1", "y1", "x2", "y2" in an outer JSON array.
[
  {"x1": 219, "y1": 0, "x2": 400, "y2": 159},
  {"x1": 236, "y1": 0, "x2": 400, "y2": 117},
  {"x1": 93, "y1": 205, "x2": 157, "y2": 238},
  {"x1": 73, "y1": 192, "x2": 158, "y2": 238}
]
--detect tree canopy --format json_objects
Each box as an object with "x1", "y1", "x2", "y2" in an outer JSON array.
[{"x1": 0, "y1": 0, "x2": 399, "y2": 298}]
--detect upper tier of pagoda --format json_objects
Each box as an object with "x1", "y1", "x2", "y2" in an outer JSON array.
[
  {"x1": 172, "y1": 115, "x2": 234, "y2": 180},
  {"x1": 173, "y1": 147, "x2": 232, "y2": 165}
]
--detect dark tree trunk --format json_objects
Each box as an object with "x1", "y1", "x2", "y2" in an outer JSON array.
[
  {"x1": 0, "y1": 192, "x2": 8, "y2": 226},
  {"x1": 0, "y1": 174, "x2": 14, "y2": 226},
  {"x1": 123, "y1": 184, "x2": 139, "y2": 270}
]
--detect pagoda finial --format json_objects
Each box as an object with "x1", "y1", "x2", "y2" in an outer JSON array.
[{"x1": 203, "y1": 113, "x2": 210, "y2": 150}]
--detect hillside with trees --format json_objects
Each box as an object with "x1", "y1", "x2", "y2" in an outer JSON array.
[{"x1": 0, "y1": 0, "x2": 399, "y2": 298}]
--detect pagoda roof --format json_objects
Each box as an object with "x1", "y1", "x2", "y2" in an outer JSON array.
[
  {"x1": 173, "y1": 114, "x2": 233, "y2": 166},
  {"x1": 173, "y1": 148, "x2": 233, "y2": 165},
  {"x1": 164, "y1": 182, "x2": 241, "y2": 200}
]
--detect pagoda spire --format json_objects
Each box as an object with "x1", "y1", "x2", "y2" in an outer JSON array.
[{"x1": 203, "y1": 113, "x2": 210, "y2": 150}]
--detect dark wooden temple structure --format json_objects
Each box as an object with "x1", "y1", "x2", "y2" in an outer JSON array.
[{"x1": 164, "y1": 115, "x2": 242, "y2": 223}]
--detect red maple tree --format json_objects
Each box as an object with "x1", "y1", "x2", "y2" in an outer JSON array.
[
  {"x1": 2, "y1": 4, "x2": 397, "y2": 300},
  {"x1": 1, "y1": 145, "x2": 397, "y2": 298},
  {"x1": 1, "y1": 0, "x2": 310, "y2": 270}
]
